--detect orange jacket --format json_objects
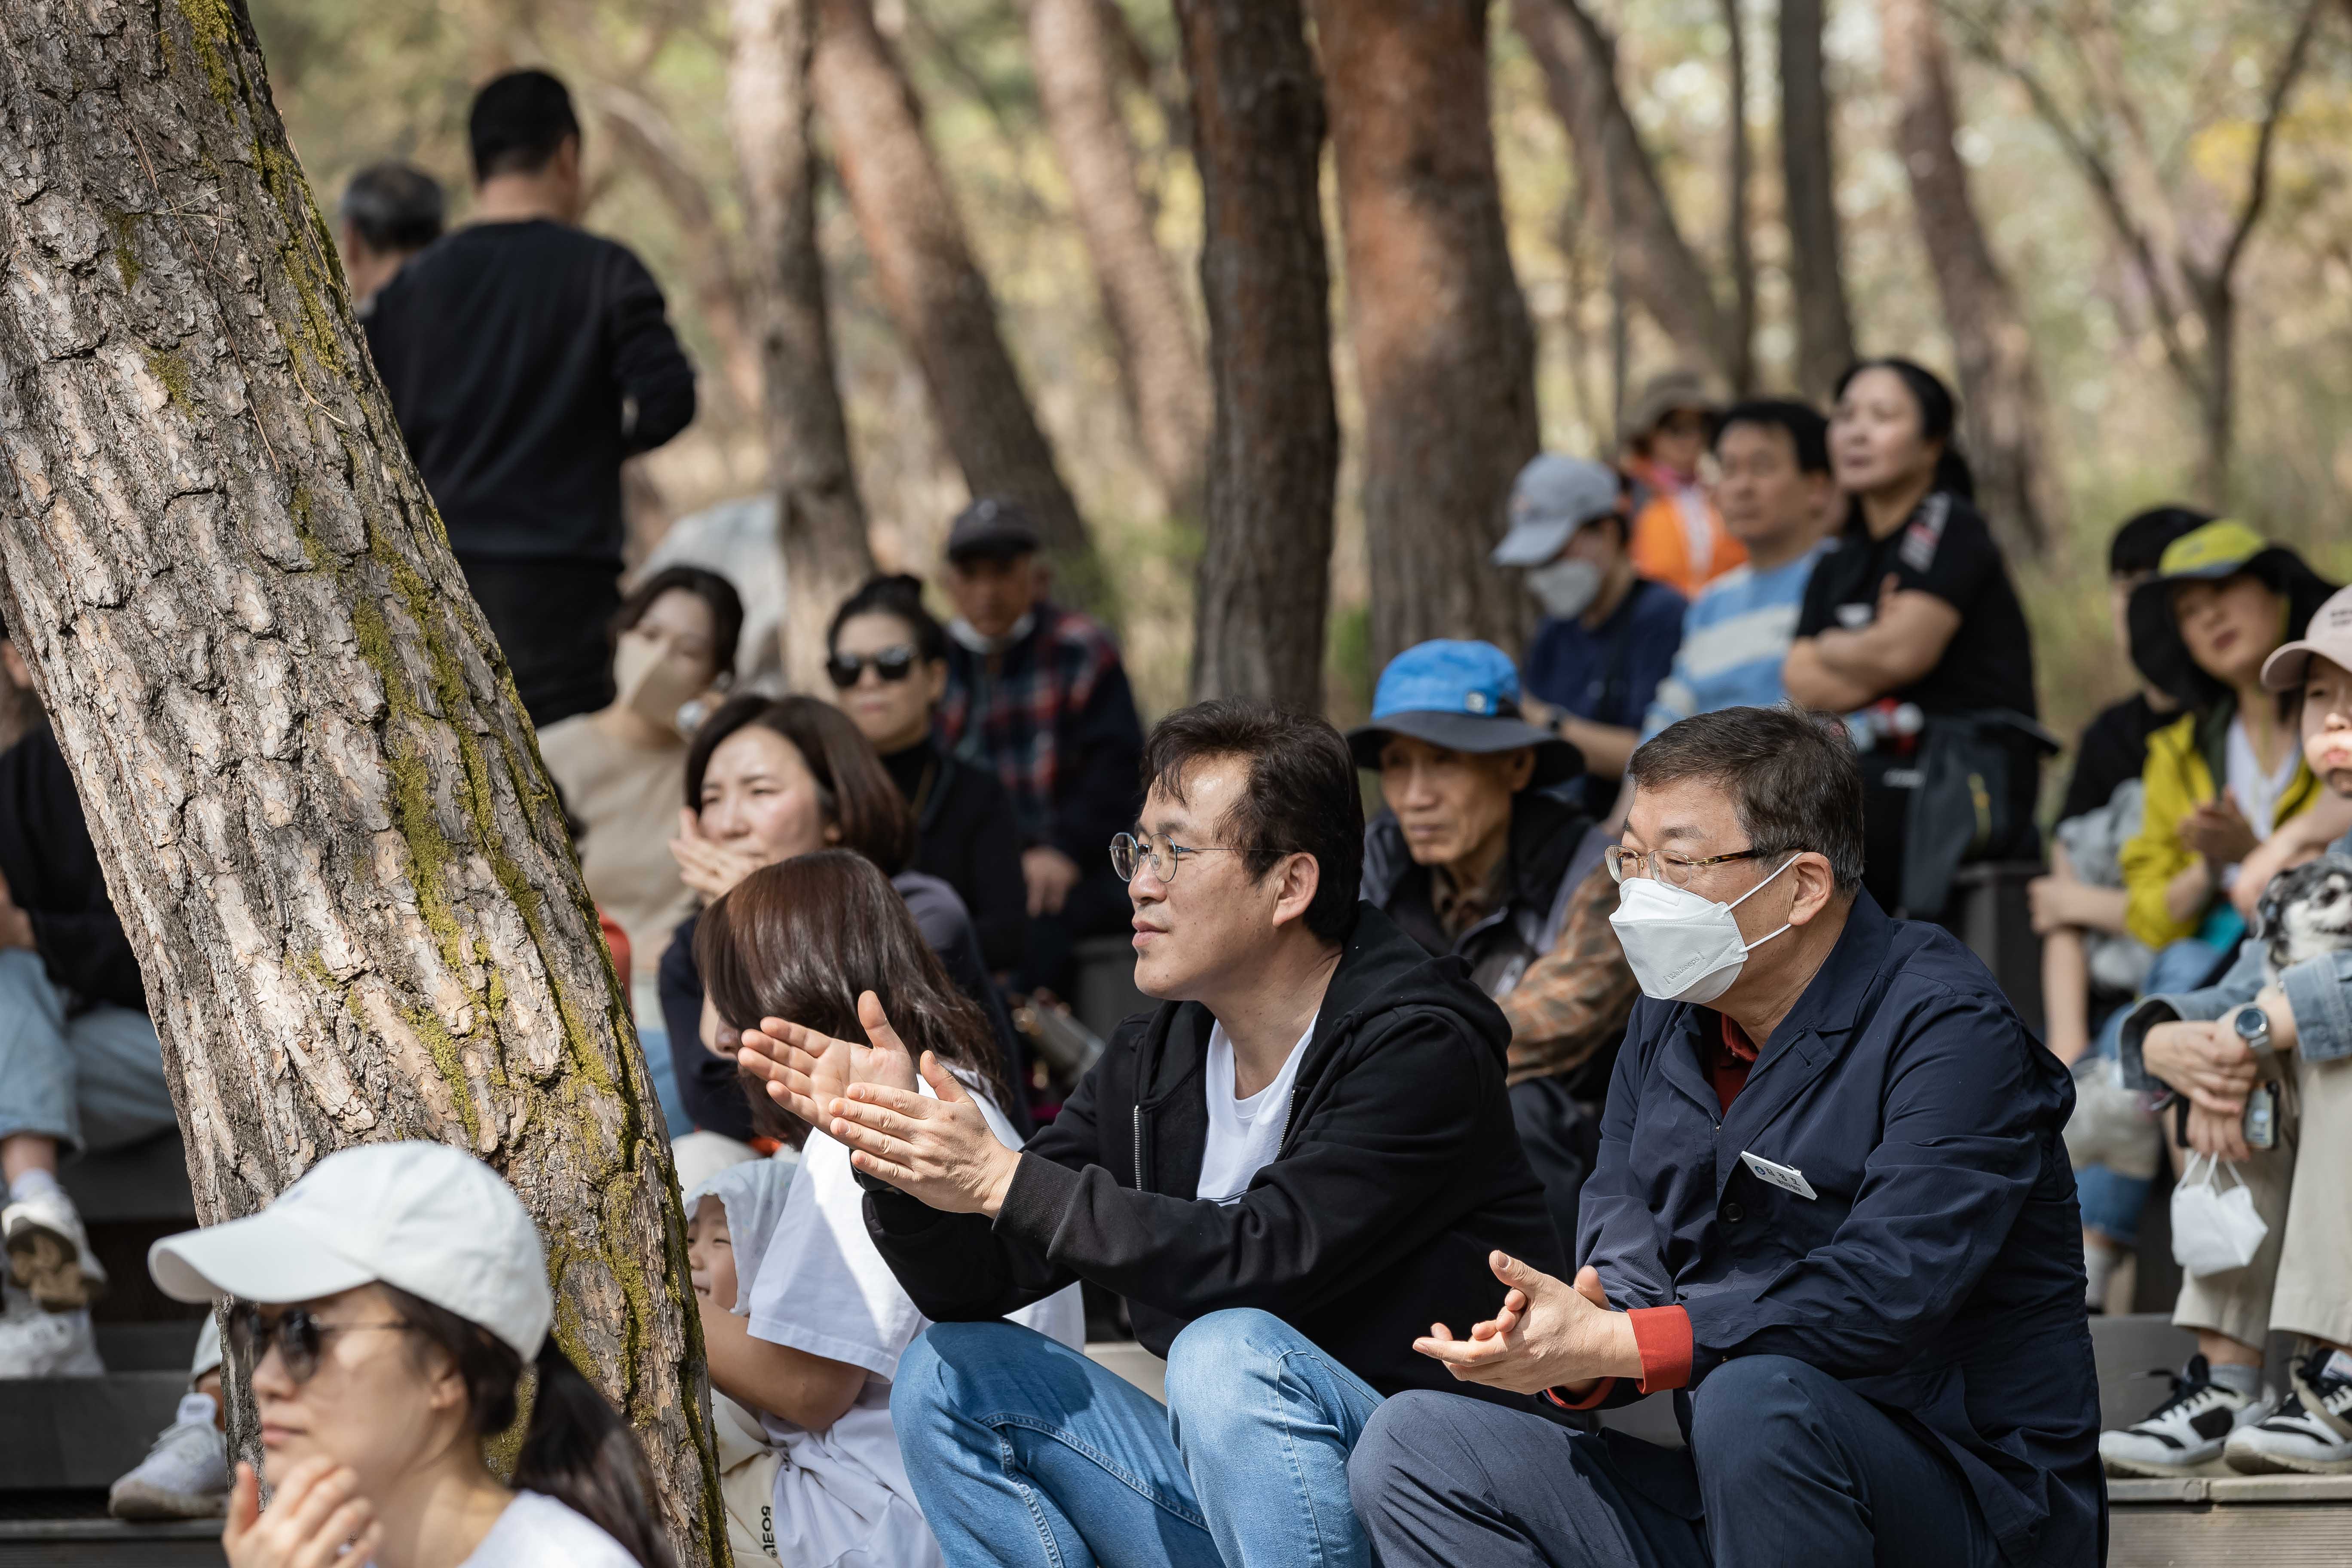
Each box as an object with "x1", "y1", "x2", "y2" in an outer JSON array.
[{"x1": 1625, "y1": 464, "x2": 1744, "y2": 597}]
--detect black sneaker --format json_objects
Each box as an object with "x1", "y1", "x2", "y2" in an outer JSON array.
[{"x1": 2098, "y1": 1355, "x2": 2274, "y2": 1477}]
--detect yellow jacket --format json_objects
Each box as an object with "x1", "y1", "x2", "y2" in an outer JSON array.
[{"x1": 2121, "y1": 708, "x2": 2320, "y2": 948}]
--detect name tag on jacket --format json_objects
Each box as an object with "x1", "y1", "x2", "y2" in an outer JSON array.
[{"x1": 1740, "y1": 1150, "x2": 1817, "y2": 1200}]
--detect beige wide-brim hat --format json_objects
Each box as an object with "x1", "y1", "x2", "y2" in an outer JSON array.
[{"x1": 2262, "y1": 583, "x2": 2352, "y2": 692}]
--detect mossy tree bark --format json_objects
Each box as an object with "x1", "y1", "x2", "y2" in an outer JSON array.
[
  {"x1": 811, "y1": 0, "x2": 1107, "y2": 610},
  {"x1": 728, "y1": 0, "x2": 875, "y2": 693},
  {"x1": 1174, "y1": 0, "x2": 1337, "y2": 710},
  {"x1": 0, "y1": 6, "x2": 725, "y2": 1562},
  {"x1": 1314, "y1": 0, "x2": 1540, "y2": 671}
]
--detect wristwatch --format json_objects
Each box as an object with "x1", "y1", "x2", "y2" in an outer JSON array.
[{"x1": 2230, "y1": 1002, "x2": 2272, "y2": 1055}]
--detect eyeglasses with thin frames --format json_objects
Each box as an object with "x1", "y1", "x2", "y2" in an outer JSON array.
[
  {"x1": 229, "y1": 1303, "x2": 418, "y2": 1384},
  {"x1": 1603, "y1": 844, "x2": 1778, "y2": 890},
  {"x1": 1109, "y1": 830, "x2": 1250, "y2": 885}
]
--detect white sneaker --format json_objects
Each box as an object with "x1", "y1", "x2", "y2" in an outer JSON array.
[
  {"x1": 2224, "y1": 1348, "x2": 2352, "y2": 1476},
  {"x1": 2098, "y1": 1356, "x2": 2274, "y2": 1476},
  {"x1": 0, "y1": 1282, "x2": 105, "y2": 1377},
  {"x1": 3, "y1": 1180, "x2": 108, "y2": 1309},
  {"x1": 109, "y1": 1392, "x2": 232, "y2": 1519}
]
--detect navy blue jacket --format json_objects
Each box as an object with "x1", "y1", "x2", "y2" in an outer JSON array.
[{"x1": 1580, "y1": 893, "x2": 2103, "y2": 1567}]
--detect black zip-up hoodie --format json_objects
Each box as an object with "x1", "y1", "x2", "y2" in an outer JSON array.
[{"x1": 860, "y1": 904, "x2": 1567, "y2": 1406}]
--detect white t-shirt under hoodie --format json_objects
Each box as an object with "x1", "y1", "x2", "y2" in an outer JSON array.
[
  {"x1": 458, "y1": 1490, "x2": 639, "y2": 1568},
  {"x1": 1195, "y1": 1015, "x2": 1316, "y2": 1204},
  {"x1": 744, "y1": 1073, "x2": 1085, "y2": 1568}
]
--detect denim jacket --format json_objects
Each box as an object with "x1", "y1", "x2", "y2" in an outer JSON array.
[{"x1": 2119, "y1": 829, "x2": 2352, "y2": 1087}]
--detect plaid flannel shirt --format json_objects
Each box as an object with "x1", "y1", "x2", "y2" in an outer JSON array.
[
  {"x1": 937, "y1": 602, "x2": 1140, "y2": 863},
  {"x1": 1499, "y1": 860, "x2": 1639, "y2": 1086}
]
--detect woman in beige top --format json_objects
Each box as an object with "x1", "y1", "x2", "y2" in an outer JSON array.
[{"x1": 539, "y1": 567, "x2": 744, "y2": 1126}]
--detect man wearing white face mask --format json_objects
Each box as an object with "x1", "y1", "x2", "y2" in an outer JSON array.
[
  {"x1": 1494, "y1": 456, "x2": 1687, "y2": 817},
  {"x1": 1349, "y1": 705, "x2": 2102, "y2": 1568}
]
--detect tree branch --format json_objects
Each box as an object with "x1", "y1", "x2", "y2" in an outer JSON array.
[{"x1": 2216, "y1": 0, "x2": 2323, "y2": 290}]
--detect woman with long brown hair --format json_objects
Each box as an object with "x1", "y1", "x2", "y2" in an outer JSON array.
[{"x1": 692, "y1": 851, "x2": 1082, "y2": 1568}]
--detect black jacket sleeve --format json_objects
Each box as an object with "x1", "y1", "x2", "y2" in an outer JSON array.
[
  {"x1": 866, "y1": 1007, "x2": 1508, "y2": 1326},
  {"x1": 659, "y1": 915, "x2": 753, "y2": 1141},
  {"x1": 606, "y1": 248, "x2": 696, "y2": 456},
  {"x1": 1048, "y1": 660, "x2": 1144, "y2": 866}
]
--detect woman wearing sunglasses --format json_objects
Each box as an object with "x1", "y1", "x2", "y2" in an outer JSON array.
[
  {"x1": 146, "y1": 1141, "x2": 674, "y2": 1568},
  {"x1": 659, "y1": 695, "x2": 1026, "y2": 1142},
  {"x1": 825, "y1": 576, "x2": 1027, "y2": 974}
]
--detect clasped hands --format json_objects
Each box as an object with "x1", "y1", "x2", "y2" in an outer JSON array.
[
  {"x1": 2142, "y1": 989, "x2": 2295, "y2": 1161},
  {"x1": 735, "y1": 991, "x2": 1021, "y2": 1217},
  {"x1": 1414, "y1": 1252, "x2": 1643, "y2": 1396}
]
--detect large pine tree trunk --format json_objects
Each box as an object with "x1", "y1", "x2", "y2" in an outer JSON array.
[
  {"x1": 1879, "y1": 0, "x2": 2059, "y2": 557},
  {"x1": 1315, "y1": 0, "x2": 1539, "y2": 670},
  {"x1": 1512, "y1": 0, "x2": 1730, "y2": 390},
  {"x1": 1025, "y1": 0, "x2": 1210, "y2": 524},
  {"x1": 1778, "y1": 0, "x2": 1857, "y2": 401},
  {"x1": 0, "y1": 8, "x2": 723, "y2": 1563},
  {"x1": 1175, "y1": 0, "x2": 1338, "y2": 710},
  {"x1": 729, "y1": 0, "x2": 877, "y2": 691},
  {"x1": 811, "y1": 0, "x2": 1105, "y2": 606}
]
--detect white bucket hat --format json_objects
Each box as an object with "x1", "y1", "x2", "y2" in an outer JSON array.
[{"x1": 148, "y1": 1141, "x2": 554, "y2": 1361}]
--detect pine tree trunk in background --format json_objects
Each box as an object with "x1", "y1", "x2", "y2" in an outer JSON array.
[
  {"x1": 1316, "y1": 0, "x2": 1540, "y2": 671},
  {"x1": 1026, "y1": 0, "x2": 1211, "y2": 524},
  {"x1": 0, "y1": 9, "x2": 723, "y2": 1564},
  {"x1": 811, "y1": 0, "x2": 1106, "y2": 609},
  {"x1": 1719, "y1": 0, "x2": 1758, "y2": 395},
  {"x1": 1779, "y1": 0, "x2": 1856, "y2": 401},
  {"x1": 1174, "y1": 0, "x2": 1338, "y2": 710},
  {"x1": 1879, "y1": 0, "x2": 2059, "y2": 557},
  {"x1": 1513, "y1": 0, "x2": 1731, "y2": 392},
  {"x1": 730, "y1": 0, "x2": 877, "y2": 689}
]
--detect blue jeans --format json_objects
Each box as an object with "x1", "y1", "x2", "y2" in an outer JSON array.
[
  {"x1": 1351, "y1": 1357, "x2": 2000, "y2": 1568},
  {"x1": 0, "y1": 949, "x2": 176, "y2": 1157},
  {"x1": 892, "y1": 1310, "x2": 1384, "y2": 1568}
]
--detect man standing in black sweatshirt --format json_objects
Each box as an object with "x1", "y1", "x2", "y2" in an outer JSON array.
[
  {"x1": 364, "y1": 69, "x2": 697, "y2": 727},
  {"x1": 737, "y1": 700, "x2": 1565, "y2": 1568}
]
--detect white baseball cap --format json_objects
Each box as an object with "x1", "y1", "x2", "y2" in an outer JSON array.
[
  {"x1": 2262, "y1": 583, "x2": 2352, "y2": 692},
  {"x1": 148, "y1": 1141, "x2": 554, "y2": 1361}
]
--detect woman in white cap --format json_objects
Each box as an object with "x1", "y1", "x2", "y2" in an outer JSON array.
[{"x1": 147, "y1": 1141, "x2": 674, "y2": 1568}]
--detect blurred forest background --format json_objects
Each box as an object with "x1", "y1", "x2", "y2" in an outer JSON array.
[{"x1": 245, "y1": 0, "x2": 2352, "y2": 769}]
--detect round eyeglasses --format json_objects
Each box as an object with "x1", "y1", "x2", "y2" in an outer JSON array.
[
  {"x1": 229, "y1": 1302, "x2": 419, "y2": 1384},
  {"x1": 1109, "y1": 830, "x2": 1249, "y2": 884}
]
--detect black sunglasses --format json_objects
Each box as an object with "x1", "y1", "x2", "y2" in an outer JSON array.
[
  {"x1": 825, "y1": 646, "x2": 919, "y2": 689},
  {"x1": 229, "y1": 1302, "x2": 416, "y2": 1384}
]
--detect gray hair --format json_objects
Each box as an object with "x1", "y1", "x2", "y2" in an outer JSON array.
[{"x1": 1627, "y1": 705, "x2": 1865, "y2": 894}]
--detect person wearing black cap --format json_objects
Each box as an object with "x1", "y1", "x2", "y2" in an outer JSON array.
[
  {"x1": 1353, "y1": 640, "x2": 1636, "y2": 1246},
  {"x1": 364, "y1": 68, "x2": 696, "y2": 729},
  {"x1": 935, "y1": 499, "x2": 1144, "y2": 996}
]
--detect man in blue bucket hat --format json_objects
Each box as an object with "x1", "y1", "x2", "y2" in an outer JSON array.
[{"x1": 1354, "y1": 641, "x2": 1638, "y2": 1253}]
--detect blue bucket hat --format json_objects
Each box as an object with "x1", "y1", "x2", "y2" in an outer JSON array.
[{"x1": 1347, "y1": 640, "x2": 1583, "y2": 786}]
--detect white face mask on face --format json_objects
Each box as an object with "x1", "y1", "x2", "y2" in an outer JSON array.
[
  {"x1": 1608, "y1": 854, "x2": 1800, "y2": 1004},
  {"x1": 1527, "y1": 557, "x2": 1602, "y2": 620}
]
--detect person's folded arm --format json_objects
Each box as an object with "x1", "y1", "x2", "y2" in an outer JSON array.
[
  {"x1": 1500, "y1": 863, "x2": 1638, "y2": 1085},
  {"x1": 990, "y1": 1009, "x2": 1533, "y2": 1323},
  {"x1": 1678, "y1": 991, "x2": 2056, "y2": 1383},
  {"x1": 1781, "y1": 637, "x2": 1880, "y2": 714},
  {"x1": 2275, "y1": 950, "x2": 2352, "y2": 1065},
  {"x1": 2116, "y1": 937, "x2": 2265, "y2": 1091},
  {"x1": 698, "y1": 1295, "x2": 864, "y2": 1432},
  {"x1": 1555, "y1": 717, "x2": 1640, "y2": 780},
  {"x1": 1805, "y1": 591, "x2": 1961, "y2": 692}
]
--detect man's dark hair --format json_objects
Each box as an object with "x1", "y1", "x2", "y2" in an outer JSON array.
[
  {"x1": 468, "y1": 69, "x2": 582, "y2": 183},
  {"x1": 2108, "y1": 506, "x2": 2211, "y2": 578},
  {"x1": 612, "y1": 565, "x2": 746, "y2": 684},
  {"x1": 339, "y1": 162, "x2": 446, "y2": 253},
  {"x1": 1628, "y1": 706, "x2": 1865, "y2": 894},
  {"x1": 828, "y1": 574, "x2": 949, "y2": 666},
  {"x1": 1139, "y1": 699, "x2": 1363, "y2": 942},
  {"x1": 1715, "y1": 399, "x2": 1830, "y2": 475}
]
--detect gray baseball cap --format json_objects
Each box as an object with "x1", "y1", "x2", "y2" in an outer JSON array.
[{"x1": 1491, "y1": 455, "x2": 1623, "y2": 568}]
